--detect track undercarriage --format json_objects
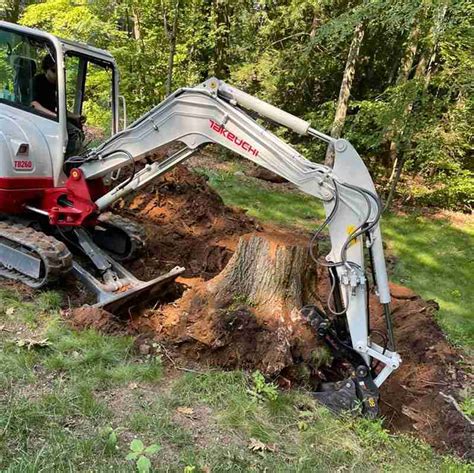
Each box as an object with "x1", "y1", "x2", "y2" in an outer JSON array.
[{"x1": 0, "y1": 214, "x2": 183, "y2": 313}]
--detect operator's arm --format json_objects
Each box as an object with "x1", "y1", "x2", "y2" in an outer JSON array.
[
  {"x1": 31, "y1": 100, "x2": 57, "y2": 118},
  {"x1": 31, "y1": 100, "x2": 86, "y2": 126}
]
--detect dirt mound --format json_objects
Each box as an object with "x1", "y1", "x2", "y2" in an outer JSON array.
[
  {"x1": 66, "y1": 306, "x2": 125, "y2": 334},
  {"x1": 65, "y1": 164, "x2": 471, "y2": 457},
  {"x1": 375, "y1": 289, "x2": 473, "y2": 457},
  {"x1": 127, "y1": 268, "x2": 321, "y2": 378},
  {"x1": 115, "y1": 165, "x2": 255, "y2": 281}
]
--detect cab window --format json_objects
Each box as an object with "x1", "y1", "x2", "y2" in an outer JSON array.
[
  {"x1": 65, "y1": 53, "x2": 113, "y2": 145},
  {"x1": 0, "y1": 28, "x2": 56, "y2": 118}
]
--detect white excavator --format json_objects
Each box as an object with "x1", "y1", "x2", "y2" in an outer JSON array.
[{"x1": 0, "y1": 21, "x2": 401, "y2": 416}]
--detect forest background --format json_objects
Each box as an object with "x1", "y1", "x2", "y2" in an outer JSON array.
[{"x1": 1, "y1": 0, "x2": 473, "y2": 211}]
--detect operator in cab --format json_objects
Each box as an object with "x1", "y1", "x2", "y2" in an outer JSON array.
[
  {"x1": 31, "y1": 54, "x2": 85, "y2": 156},
  {"x1": 31, "y1": 54, "x2": 57, "y2": 118}
]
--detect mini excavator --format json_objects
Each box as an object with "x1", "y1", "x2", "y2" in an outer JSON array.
[{"x1": 0, "y1": 21, "x2": 401, "y2": 416}]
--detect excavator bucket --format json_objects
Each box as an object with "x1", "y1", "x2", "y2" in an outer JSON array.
[{"x1": 72, "y1": 260, "x2": 185, "y2": 315}]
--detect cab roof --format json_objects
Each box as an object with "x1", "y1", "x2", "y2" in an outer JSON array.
[{"x1": 0, "y1": 20, "x2": 116, "y2": 66}]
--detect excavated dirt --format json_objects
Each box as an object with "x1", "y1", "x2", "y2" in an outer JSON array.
[
  {"x1": 67, "y1": 163, "x2": 472, "y2": 458},
  {"x1": 114, "y1": 165, "x2": 256, "y2": 281},
  {"x1": 374, "y1": 286, "x2": 473, "y2": 457}
]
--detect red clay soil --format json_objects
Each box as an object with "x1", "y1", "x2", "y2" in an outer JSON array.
[
  {"x1": 374, "y1": 285, "x2": 473, "y2": 458},
  {"x1": 67, "y1": 164, "x2": 472, "y2": 458},
  {"x1": 114, "y1": 165, "x2": 256, "y2": 281}
]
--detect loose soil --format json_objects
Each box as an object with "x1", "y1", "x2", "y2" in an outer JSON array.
[{"x1": 62, "y1": 163, "x2": 471, "y2": 458}]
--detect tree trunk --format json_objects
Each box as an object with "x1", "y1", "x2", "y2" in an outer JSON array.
[
  {"x1": 209, "y1": 234, "x2": 319, "y2": 322},
  {"x1": 383, "y1": 24, "x2": 421, "y2": 210},
  {"x1": 325, "y1": 22, "x2": 365, "y2": 165},
  {"x1": 132, "y1": 5, "x2": 142, "y2": 41},
  {"x1": 383, "y1": 153, "x2": 404, "y2": 211},
  {"x1": 163, "y1": 0, "x2": 181, "y2": 96},
  {"x1": 151, "y1": 233, "x2": 323, "y2": 376},
  {"x1": 309, "y1": 10, "x2": 322, "y2": 39},
  {"x1": 416, "y1": 2, "x2": 448, "y2": 88},
  {"x1": 213, "y1": 0, "x2": 232, "y2": 78}
]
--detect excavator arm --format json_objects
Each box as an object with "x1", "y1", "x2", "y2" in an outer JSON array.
[{"x1": 78, "y1": 78, "x2": 401, "y2": 394}]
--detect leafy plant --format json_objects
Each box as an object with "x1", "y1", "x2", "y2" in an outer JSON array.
[
  {"x1": 126, "y1": 439, "x2": 160, "y2": 473},
  {"x1": 100, "y1": 426, "x2": 119, "y2": 454},
  {"x1": 460, "y1": 395, "x2": 474, "y2": 418},
  {"x1": 249, "y1": 371, "x2": 279, "y2": 402}
]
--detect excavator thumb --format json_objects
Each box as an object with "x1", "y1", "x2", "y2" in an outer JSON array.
[{"x1": 301, "y1": 305, "x2": 380, "y2": 418}]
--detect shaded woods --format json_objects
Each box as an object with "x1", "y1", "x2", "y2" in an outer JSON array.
[{"x1": 2, "y1": 0, "x2": 472, "y2": 210}]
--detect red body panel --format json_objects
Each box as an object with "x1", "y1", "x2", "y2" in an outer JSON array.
[
  {"x1": 0, "y1": 173, "x2": 107, "y2": 226},
  {"x1": 0, "y1": 177, "x2": 54, "y2": 213}
]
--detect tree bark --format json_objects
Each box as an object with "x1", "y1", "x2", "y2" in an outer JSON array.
[
  {"x1": 309, "y1": 10, "x2": 322, "y2": 39},
  {"x1": 209, "y1": 234, "x2": 319, "y2": 321},
  {"x1": 325, "y1": 22, "x2": 365, "y2": 165},
  {"x1": 383, "y1": 24, "x2": 421, "y2": 211},
  {"x1": 416, "y1": 2, "x2": 448, "y2": 89},
  {"x1": 163, "y1": 0, "x2": 181, "y2": 96},
  {"x1": 153, "y1": 233, "x2": 324, "y2": 376},
  {"x1": 132, "y1": 5, "x2": 142, "y2": 41},
  {"x1": 213, "y1": 0, "x2": 232, "y2": 79}
]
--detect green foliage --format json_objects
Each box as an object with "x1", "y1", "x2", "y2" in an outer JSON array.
[
  {"x1": 100, "y1": 426, "x2": 120, "y2": 454},
  {"x1": 249, "y1": 371, "x2": 279, "y2": 402},
  {"x1": 126, "y1": 439, "x2": 160, "y2": 472}
]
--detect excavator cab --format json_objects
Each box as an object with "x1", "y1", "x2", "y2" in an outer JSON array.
[
  {"x1": 0, "y1": 22, "x2": 184, "y2": 313},
  {"x1": 0, "y1": 21, "x2": 119, "y2": 182}
]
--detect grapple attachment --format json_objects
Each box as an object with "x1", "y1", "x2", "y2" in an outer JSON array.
[{"x1": 301, "y1": 305, "x2": 380, "y2": 418}]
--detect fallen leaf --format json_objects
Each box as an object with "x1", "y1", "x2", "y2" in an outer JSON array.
[
  {"x1": 128, "y1": 382, "x2": 139, "y2": 390},
  {"x1": 176, "y1": 407, "x2": 194, "y2": 416},
  {"x1": 6, "y1": 307, "x2": 15, "y2": 316},
  {"x1": 16, "y1": 338, "x2": 51, "y2": 350},
  {"x1": 248, "y1": 438, "x2": 268, "y2": 452}
]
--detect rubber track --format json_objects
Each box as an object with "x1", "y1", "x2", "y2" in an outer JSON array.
[
  {"x1": 95, "y1": 212, "x2": 146, "y2": 261},
  {"x1": 0, "y1": 219, "x2": 73, "y2": 288}
]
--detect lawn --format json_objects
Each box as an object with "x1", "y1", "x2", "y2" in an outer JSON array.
[
  {"x1": 0, "y1": 290, "x2": 469, "y2": 471},
  {"x1": 200, "y1": 168, "x2": 474, "y2": 350}
]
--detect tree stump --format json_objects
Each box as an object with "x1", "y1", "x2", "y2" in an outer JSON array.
[
  {"x1": 146, "y1": 231, "x2": 326, "y2": 377},
  {"x1": 209, "y1": 233, "x2": 319, "y2": 325}
]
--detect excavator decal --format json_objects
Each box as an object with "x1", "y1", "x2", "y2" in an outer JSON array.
[{"x1": 209, "y1": 119, "x2": 260, "y2": 157}]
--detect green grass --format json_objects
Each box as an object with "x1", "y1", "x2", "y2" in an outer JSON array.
[
  {"x1": 0, "y1": 287, "x2": 470, "y2": 471},
  {"x1": 201, "y1": 169, "x2": 474, "y2": 349},
  {"x1": 3, "y1": 360, "x2": 465, "y2": 471},
  {"x1": 199, "y1": 168, "x2": 325, "y2": 230}
]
